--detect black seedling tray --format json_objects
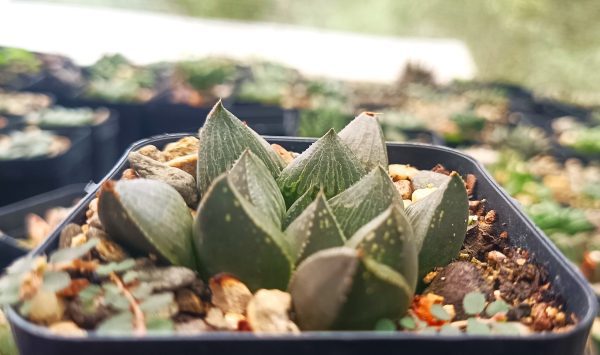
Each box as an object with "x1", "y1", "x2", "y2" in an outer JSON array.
[
  {"x1": 0, "y1": 184, "x2": 87, "y2": 269},
  {"x1": 0, "y1": 129, "x2": 93, "y2": 206},
  {"x1": 142, "y1": 94, "x2": 217, "y2": 137},
  {"x1": 38, "y1": 109, "x2": 120, "y2": 180},
  {"x1": 231, "y1": 102, "x2": 300, "y2": 136},
  {"x1": 8, "y1": 134, "x2": 596, "y2": 355},
  {"x1": 57, "y1": 97, "x2": 144, "y2": 151},
  {"x1": 0, "y1": 233, "x2": 27, "y2": 270}
]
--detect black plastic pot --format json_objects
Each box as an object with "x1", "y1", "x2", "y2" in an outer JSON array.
[
  {"x1": 57, "y1": 97, "x2": 144, "y2": 151},
  {"x1": 0, "y1": 233, "x2": 28, "y2": 270},
  {"x1": 0, "y1": 184, "x2": 87, "y2": 268},
  {"x1": 0, "y1": 115, "x2": 25, "y2": 134},
  {"x1": 231, "y1": 102, "x2": 300, "y2": 136},
  {"x1": 37, "y1": 109, "x2": 120, "y2": 180},
  {"x1": 0, "y1": 129, "x2": 93, "y2": 206},
  {"x1": 7, "y1": 134, "x2": 596, "y2": 355},
  {"x1": 143, "y1": 93, "x2": 217, "y2": 137}
]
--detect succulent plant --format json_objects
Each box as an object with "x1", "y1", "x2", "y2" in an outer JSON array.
[
  {"x1": 193, "y1": 173, "x2": 293, "y2": 291},
  {"x1": 0, "y1": 103, "x2": 474, "y2": 334},
  {"x1": 98, "y1": 179, "x2": 196, "y2": 269},
  {"x1": 0, "y1": 128, "x2": 70, "y2": 160},
  {"x1": 283, "y1": 191, "x2": 345, "y2": 264},
  {"x1": 25, "y1": 106, "x2": 103, "y2": 127},
  {"x1": 329, "y1": 166, "x2": 402, "y2": 238}
]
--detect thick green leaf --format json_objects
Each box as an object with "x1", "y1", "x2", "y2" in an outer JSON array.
[
  {"x1": 42, "y1": 271, "x2": 71, "y2": 293},
  {"x1": 346, "y1": 204, "x2": 417, "y2": 290},
  {"x1": 277, "y1": 129, "x2": 366, "y2": 207},
  {"x1": 229, "y1": 149, "x2": 286, "y2": 227},
  {"x1": 49, "y1": 239, "x2": 99, "y2": 264},
  {"x1": 289, "y1": 247, "x2": 413, "y2": 330},
  {"x1": 197, "y1": 101, "x2": 284, "y2": 196},
  {"x1": 406, "y1": 174, "x2": 469, "y2": 279},
  {"x1": 98, "y1": 179, "x2": 195, "y2": 269},
  {"x1": 284, "y1": 191, "x2": 345, "y2": 264},
  {"x1": 283, "y1": 187, "x2": 317, "y2": 228},
  {"x1": 330, "y1": 166, "x2": 402, "y2": 238},
  {"x1": 332, "y1": 255, "x2": 414, "y2": 330},
  {"x1": 411, "y1": 170, "x2": 450, "y2": 189},
  {"x1": 338, "y1": 112, "x2": 388, "y2": 171},
  {"x1": 194, "y1": 174, "x2": 293, "y2": 291}
]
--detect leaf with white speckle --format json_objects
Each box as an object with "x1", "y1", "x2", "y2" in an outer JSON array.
[
  {"x1": 406, "y1": 174, "x2": 469, "y2": 279},
  {"x1": 338, "y1": 112, "x2": 388, "y2": 171},
  {"x1": 277, "y1": 129, "x2": 365, "y2": 207},
  {"x1": 229, "y1": 149, "x2": 286, "y2": 228},
  {"x1": 284, "y1": 191, "x2": 345, "y2": 264},
  {"x1": 197, "y1": 101, "x2": 284, "y2": 196},
  {"x1": 330, "y1": 166, "x2": 402, "y2": 238}
]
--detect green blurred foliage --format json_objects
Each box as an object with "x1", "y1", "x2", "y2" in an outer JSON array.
[{"x1": 39, "y1": 0, "x2": 600, "y2": 101}]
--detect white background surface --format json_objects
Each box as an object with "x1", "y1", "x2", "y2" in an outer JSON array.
[{"x1": 0, "y1": 0, "x2": 476, "y2": 83}]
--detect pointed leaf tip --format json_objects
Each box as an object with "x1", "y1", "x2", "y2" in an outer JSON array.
[
  {"x1": 284, "y1": 190, "x2": 345, "y2": 264},
  {"x1": 197, "y1": 103, "x2": 284, "y2": 196},
  {"x1": 229, "y1": 149, "x2": 286, "y2": 227},
  {"x1": 339, "y1": 112, "x2": 388, "y2": 170},
  {"x1": 329, "y1": 166, "x2": 401, "y2": 238},
  {"x1": 406, "y1": 173, "x2": 469, "y2": 279},
  {"x1": 277, "y1": 130, "x2": 365, "y2": 206},
  {"x1": 193, "y1": 174, "x2": 292, "y2": 291}
]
